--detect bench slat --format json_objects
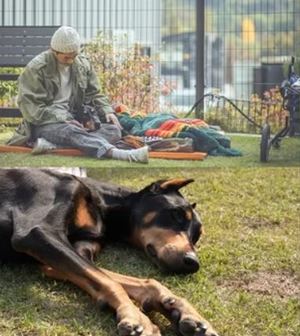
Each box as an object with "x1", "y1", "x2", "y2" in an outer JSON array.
[
  {"x1": 0, "y1": 46, "x2": 24, "y2": 54},
  {"x1": 24, "y1": 46, "x2": 50, "y2": 55},
  {"x1": 0, "y1": 26, "x2": 58, "y2": 36},
  {"x1": 0, "y1": 74, "x2": 19, "y2": 80},
  {"x1": 0, "y1": 56, "x2": 26, "y2": 67},
  {"x1": 0, "y1": 108, "x2": 22, "y2": 118},
  {"x1": 0, "y1": 26, "x2": 59, "y2": 117},
  {"x1": 0, "y1": 37, "x2": 24, "y2": 46},
  {"x1": 0, "y1": 36, "x2": 52, "y2": 46}
]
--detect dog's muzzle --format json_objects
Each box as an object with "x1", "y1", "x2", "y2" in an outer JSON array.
[{"x1": 146, "y1": 244, "x2": 200, "y2": 274}]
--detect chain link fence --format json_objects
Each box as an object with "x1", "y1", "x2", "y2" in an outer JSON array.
[{"x1": 1, "y1": 0, "x2": 299, "y2": 132}]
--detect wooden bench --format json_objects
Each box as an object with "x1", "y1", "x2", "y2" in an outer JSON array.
[{"x1": 0, "y1": 26, "x2": 59, "y2": 118}]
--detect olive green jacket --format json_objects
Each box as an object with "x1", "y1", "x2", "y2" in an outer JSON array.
[{"x1": 7, "y1": 50, "x2": 114, "y2": 145}]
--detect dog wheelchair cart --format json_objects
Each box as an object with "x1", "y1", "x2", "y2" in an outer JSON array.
[{"x1": 260, "y1": 57, "x2": 300, "y2": 162}]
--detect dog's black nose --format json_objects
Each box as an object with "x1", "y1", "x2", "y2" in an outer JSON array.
[{"x1": 183, "y1": 252, "x2": 200, "y2": 273}]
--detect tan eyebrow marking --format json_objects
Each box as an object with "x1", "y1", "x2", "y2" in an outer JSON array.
[
  {"x1": 186, "y1": 209, "x2": 193, "y2": 221},
  {"x1": 143, "y1": 211, "x2": 157, "y2": 225}
]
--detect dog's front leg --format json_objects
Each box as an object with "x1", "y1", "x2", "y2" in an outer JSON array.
[
  {"x1": 100, "y1": 270, "x2": 220, "y2": 336},
  {"x1": 12, "y1": 227, "x2": 160, "y2": 336}
]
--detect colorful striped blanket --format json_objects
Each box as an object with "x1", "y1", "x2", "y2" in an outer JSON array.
[{"x1": 117, "y1": 112, "x2": 242, "y2": 156}]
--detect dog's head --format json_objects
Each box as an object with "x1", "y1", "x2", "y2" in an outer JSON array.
[{"x1": 129, "y1": 178, "x2": 202, "y2": 274}]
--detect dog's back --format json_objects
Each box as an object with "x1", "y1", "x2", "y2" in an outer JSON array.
[{"x1": 0, "y1": 169, "x2": 80, "y2": 262}]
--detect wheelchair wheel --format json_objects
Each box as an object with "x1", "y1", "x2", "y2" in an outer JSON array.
[{"x1": 260, "y1": 124, "x2": 271, "y2": 162}]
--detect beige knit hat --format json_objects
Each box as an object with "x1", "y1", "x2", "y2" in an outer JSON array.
[{"x1": 50, "y1": 26, "x2": 81, "y2": 53}]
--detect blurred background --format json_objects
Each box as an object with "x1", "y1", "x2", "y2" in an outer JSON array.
[{"x1": 1, "y1": 0, "x2": 300, "y2": 133}]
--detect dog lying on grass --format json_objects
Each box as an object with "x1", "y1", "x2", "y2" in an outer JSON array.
[{"x1": 0, "y1": 168, "x2": 219, "y2": 336}]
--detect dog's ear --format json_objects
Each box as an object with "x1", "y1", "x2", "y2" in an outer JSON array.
[
  {"x1": 160, "y1": 178, "x2": 194, "y2": 191},
  {"x1": 148, "y1": 178, "x2": 194, "y2": 193},
  {"x1": 73, "y1": 176, "x2": 106, "y2": 210}
]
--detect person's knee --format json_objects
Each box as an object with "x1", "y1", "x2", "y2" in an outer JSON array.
[
  {"x1": 96, "y1": 124, "x2": 122, "y2": 144},
  {"x1": 110, "y1": 124, "x2": 122, "y2": 140},
  {"x1": 66, "y1": 124, "x2": 90, "y2": 136}
]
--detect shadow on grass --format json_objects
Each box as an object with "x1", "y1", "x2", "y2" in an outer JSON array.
[{"x1": 0, "y1": 148, "x2": 299, "y2": 335}]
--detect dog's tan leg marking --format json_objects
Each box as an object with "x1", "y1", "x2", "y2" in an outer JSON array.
[
  {"x1": 40, "y1": 264, "x2": 161, "y2": 336},
  {"x1": 100, "y1": 269, "x2": 219, "y2": 336},
  {"x1": 40, "y1": 238, "x2": 216, "y2": 335}
]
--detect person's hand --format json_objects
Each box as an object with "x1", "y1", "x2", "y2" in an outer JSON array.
[
  {"x1": 106, "y1": 113, "x2": 123, "y2": 130},
  {"x1": 66, "y1": 119, "x2": 84, "y2": 128}
]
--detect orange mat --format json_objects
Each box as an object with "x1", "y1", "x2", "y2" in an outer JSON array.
[
  {"x1": 0, "y1": 145, "x2": 207, "y2": 160},
  {"x1": 149, "y1": 151, "x2": 207, "y2": 160}
]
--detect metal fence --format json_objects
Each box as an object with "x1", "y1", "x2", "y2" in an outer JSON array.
[
  {"x1": 1, "y1": 0, "x2": 300, "y2": 132},
  {"x1": 203, "y1": 0, "x2": 300, "y2": 132},
  {"x1": 205, "y1": 0, "x2": 300, "y2": 98}
]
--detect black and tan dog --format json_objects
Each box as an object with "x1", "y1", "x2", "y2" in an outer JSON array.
[{"x1": 0, "y1": 168, "x2": 219, "y2": 336}]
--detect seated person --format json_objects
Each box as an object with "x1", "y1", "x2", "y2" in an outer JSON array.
[{"x1": 7, "y1": 26, "x2": 148, "y2": 163}]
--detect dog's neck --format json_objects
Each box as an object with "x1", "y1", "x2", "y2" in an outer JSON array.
[
  {"x1": 83, "y1": 178, "x2": 136, "y2": 240},
  {"x1": 104, "y1": 203, "x2": 134, "y2": 240}
]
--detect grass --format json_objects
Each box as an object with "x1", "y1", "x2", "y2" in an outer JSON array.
[
  {"x1": 0, "y1": 168, "x2": 299, "y2": 336},
  {"x1": 0, "y1": 129, "x2": 300, "y2": 167}
]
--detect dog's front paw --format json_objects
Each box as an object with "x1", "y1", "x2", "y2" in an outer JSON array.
[
  {"x1": 117, "y1": 304, "x2": 161, "y2": 336},
  {"x1": 161, "y1": 297, "x2": 219, "y2": 336}
]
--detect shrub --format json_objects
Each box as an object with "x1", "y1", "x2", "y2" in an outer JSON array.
[
  {"x1": 84, "y1": 33, "x2": 161, "y2": 115},
  {"x1": 0, "y1": 67, "x2": 22, "y2": 108},
  {"x1": 253, "y1": 87, "x2": 287, "y2": 132},
  {"x1": 204, "y1": 87, "x2": 287, "y2": 133}
]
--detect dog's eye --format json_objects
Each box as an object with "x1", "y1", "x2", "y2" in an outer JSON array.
[
  {"x1": 171, "y1": 208, "x2": 187, "y2": 224},
  {"x1": 189, "y1": 219, "x2": 202, "y2": 244},
  {"x1": 190, "y1": 226, "x2": 201, "y2": 244}
]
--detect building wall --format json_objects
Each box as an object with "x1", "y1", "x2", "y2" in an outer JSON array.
[{"x1": 0, "y1": 0, "x2": 161, "y2": 51}]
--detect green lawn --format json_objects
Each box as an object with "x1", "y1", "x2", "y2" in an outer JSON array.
[
  {"x1": 0, "y1": 168, "x2": 299, "y2": 336},
  {"x1": 0, "y1": 129, "x2": 300, "y2": 168}
]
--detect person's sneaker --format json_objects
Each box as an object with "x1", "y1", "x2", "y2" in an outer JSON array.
[
  {"x1": 110, "y1": 146, "x2": 149, "y2": 163},
  {"x1": 127, "y1": 146, "x2": 149, "y2": 163},
  {"x1": 31, "y1": 138, "x2": 57, "y2": 155}
]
